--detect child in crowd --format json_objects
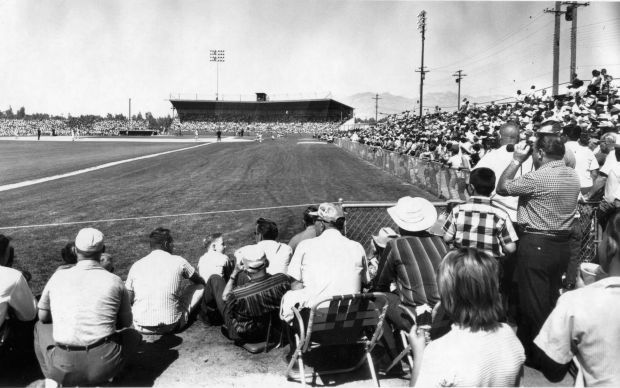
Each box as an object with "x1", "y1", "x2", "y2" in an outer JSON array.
[
  {"x1": 442, "y1": 167, "x2": 518, "y2": 258},
  {"x1": 198, "y1": 233, "x2": 232, "y2": 280}
]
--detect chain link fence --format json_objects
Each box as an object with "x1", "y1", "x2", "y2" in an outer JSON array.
[
  {"x1": 336, "y1": 138, "x2": 471, "y2": 201},
  {"x1": 341, "y1": 198, "x2": 600, "y2": 263}
]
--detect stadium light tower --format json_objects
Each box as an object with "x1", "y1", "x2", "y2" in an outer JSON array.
[{"x1": 210, "y1": 49, "x2": 225, "y2": 100}]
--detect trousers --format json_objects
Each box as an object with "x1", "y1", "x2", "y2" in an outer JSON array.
[
  {"x1": 34, "y1": 321, "x2": 141, "y2": 386},
  {"x1": 515, "y1": 232, "x2": 569, "y2": 360}
]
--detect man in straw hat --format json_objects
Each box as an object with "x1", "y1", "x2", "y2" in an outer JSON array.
[{"x1": 371, "y1": 197, "x2": 449, "y2": 366}]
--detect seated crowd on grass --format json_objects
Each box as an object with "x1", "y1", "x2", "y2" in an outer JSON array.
[{"x1": 3, "y1": 179, "x2": 620, "y2": 386}]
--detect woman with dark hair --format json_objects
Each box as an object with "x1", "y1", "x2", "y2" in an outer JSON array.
[{"x1": 408, "y1": 248, "x2": 524, "y2": 387}]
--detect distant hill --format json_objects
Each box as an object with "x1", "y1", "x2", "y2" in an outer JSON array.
[{"x1": 338, "y1": 92, "x2": 509, "y2": 119}]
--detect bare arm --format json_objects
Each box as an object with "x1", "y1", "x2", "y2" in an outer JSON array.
[{"x1": 497, "y1": 143, "x2": 532, "y2": 196}]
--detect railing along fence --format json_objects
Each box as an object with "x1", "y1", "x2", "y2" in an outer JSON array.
[
  {"x1": 342, "y1": 201, "x2": 600, "y2": 263},
  {"x1": 335, "y1": 138, "x2": 470, "y2": 201}
]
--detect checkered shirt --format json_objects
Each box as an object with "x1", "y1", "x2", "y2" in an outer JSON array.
[
  {"x1": 503, "y1": 160, "x2": 580, "y2": 231},
  {"x1": 442, "y1": 196, "x2": 518, "y2": 257}
]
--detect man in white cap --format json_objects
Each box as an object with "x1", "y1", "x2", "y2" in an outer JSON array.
[
  {"x1": 34, "y1": 228, "x2": 140, "y2": 387},
  {"x1": 280, "y1": 202, "x2": 366, "y2": 322},
  {"x1": 200, "y1": 244, "x2": 291, "y2": 344}
]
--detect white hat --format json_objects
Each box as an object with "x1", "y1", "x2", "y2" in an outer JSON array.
[
  {"x1": 372, "y1": 227, "x2": 400, "y2": 248},
  {"x1": 387, "y1": 197, "x2": 437, "y2": 232},
  {"x1": 75, "y1": 228, "x2": 104, "y2": 253},
  {"x1": 234, "y1": 245, "x2": 267, "y2": 271}
]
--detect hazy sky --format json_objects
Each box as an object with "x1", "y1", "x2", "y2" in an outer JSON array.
[{"x1": 1, "y1": 0, "x2": 618, "y2": 116}]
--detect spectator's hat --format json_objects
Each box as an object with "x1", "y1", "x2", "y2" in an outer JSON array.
[
  {"x1": 310, "y1": 202, "x2": 345, "y2": 223},
  {"x1": 372, "y1": 227, "x2": 400, "y2": 248},
  {"x1": 538, "y1": 120, "x2": 562, "y2": 134},
  {"x1": 75, "y1": 227, "x2": 104, "y2": 253},
  {"x1": 235, "y1": 245, "x2": 267, "y2": 272},
  {"x1": 387, "y1": 197, "x2": 437, "y2": 232}
]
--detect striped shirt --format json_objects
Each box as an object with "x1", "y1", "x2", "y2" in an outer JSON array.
[
  {"x1": 374, "y1": 234, "x2": 448, "y2": 307},
  {"x1": 125, "y1": 249, "x2": 196, "y2": 327},
  {"x1": 503, "y1": 160, "x2": 580, "y2": 231},
  {"x1": 417, "y1": 323, "x2": 525, "y2": 387},
  {"x1": 228, "y1": 273, "x2": 291, "y2": 338},
  {"x1": 442, "y1": 196, "x2": 518, "y2": 257}
]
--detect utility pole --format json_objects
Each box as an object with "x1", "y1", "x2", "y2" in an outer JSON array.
[
  {"x1": 452, "y1": 70, "x2": 467, "y2": 110},
  {"x1": 563, "y1": 2, "x2": 589, "y2": 82},
  {"x1": 128, "y1": 98, "x2": 131, "y2": 131},
  {"x1": 544, "y1": 3, "x2": 563, "y2": 96},
  {"x1": 372, "y1": 93, "x2": 381, "y2": 124},
  {"x1": 415, "y1": 10, "x2": 428, "y2": 119}
]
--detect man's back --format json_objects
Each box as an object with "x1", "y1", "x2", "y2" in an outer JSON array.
[
  {"x1": 126, "y1": 250, "x2": 195, "y2": 326},
  {"x1": 565, "y1": 141, "x2": 599, "y2": 188},
  {"x1": 0, "y1": 266, "x2": 36, "y2": 323},
  {"x1": 257, "y1": 240, "x2": 292, "y2": 275},
  {"x1": 375, "y1": 234, "x2": 447, "y2": 306},
  {"x1": 535, "y1": 277, "x2": 620, "y2": 387},
  {"x1": 288, "y1": 229, "x2": 365, "y2": 298},
  {"x1": 39, "y1": 261, "x2": 128, "y2": 346}
]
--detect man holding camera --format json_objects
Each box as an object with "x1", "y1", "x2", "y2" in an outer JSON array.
[{"x1": 497, "y1": 129, "x2": 580, "y2": 366}]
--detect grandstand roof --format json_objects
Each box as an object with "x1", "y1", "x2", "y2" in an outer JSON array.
[{"x1": 170, "y1": 98, "x2": 354, "y2": 122}]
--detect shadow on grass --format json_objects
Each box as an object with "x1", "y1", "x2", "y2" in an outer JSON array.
[{"x1": 112, "y1": 334, "x2": 182, "y2": 387}]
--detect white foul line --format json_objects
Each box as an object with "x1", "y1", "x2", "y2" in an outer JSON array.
[
  {"x1": 0, "y1": 142, "x2": 212, "y2": 193},
  {"x1": 0, "y1": 203, "x2": 317, "y2": 230}
]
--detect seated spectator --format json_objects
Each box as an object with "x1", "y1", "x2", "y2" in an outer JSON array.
[
  {"x1": 198, "y1": 233, "x2": 232, "y2": 280},
  {"x1": 443, "y1": 167, "x2": 518, "y2": 257},
  {"x1": 408, "y1": 248, "x2": 525, "y2": 387},
  {"x1": 200, "y1": 245, "x2": 291, "y2": 343},
  {"x1": 125, "y1": 227, "x2": 205, "y2": 334},
  {"x1": 34, "y1": 228, "x2": 141, "y2": 387},
  {"x1": 254, "y1": 218, "x2": 292, "y2": 275},
  {"x1": 57, "y1": 241, "x2": 77, "y2": 271},
  {"x1": 366, "y1": 227, "x2": 399, "y2": 284},
  {"x1": 533, "y1": 209, "x2": 620, "y2": 386},
  {"x1": 280, "y1": 202, "x2": 365, "y2": 322},
  {"x1": 0, "y1": 235, "x2": 37, "y2": 366},
  {"x1": 287, "y1": 206, "x2": 318, "y2": 252}
]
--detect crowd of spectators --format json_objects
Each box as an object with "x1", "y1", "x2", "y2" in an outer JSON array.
[
  {"x1": 345, "y1": 70, "x2": 619, "y2": 172},
  {"x1": 3, "y1": 183, "x2": 619, "y2": 386},
  {"x1": 0, "y1": 118, "x2": 147, "y2": 137},
  {"x1": 171, "y1": 118, "x2": 341, "y2": 137}
]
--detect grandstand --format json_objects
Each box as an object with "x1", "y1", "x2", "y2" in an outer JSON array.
[{"x1": 170, "y1": 96, "x2": 354, "y2": 123}]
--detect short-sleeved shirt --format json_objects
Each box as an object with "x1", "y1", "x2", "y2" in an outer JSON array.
[
  {"x1": 442, "y1": 196, "x2": 518, "y2": 257},
  {"x1": 257, "y1": 240, "x2": 292, "y2": 275},
  {"x1": 38, "y1": 260, "x2": 131, "y2": 346},
  {"x1": 535, "y1": 277, "x2": 620, "y2": 387},
  {"x1": 197, "y1": 250, "x2": 231, "y2": 280},
  {"x1": 503, "y1": 160, "x2": 580, "y2": 231},
  {"x1": 374, "y1": 233, "x2": 448, "y2": 307},
  {"x1": 0, "y1": 266, "x2": 36, "y2": 323},
  {"x1": 417, "y1": 323, "x2": 525, "y2": 387},
  {"x1": 565, "y1": 141, "x2": 599, "y2": 188},
  {"x1": 125, "y1": 249, "x2": 196, "y2": 327}
]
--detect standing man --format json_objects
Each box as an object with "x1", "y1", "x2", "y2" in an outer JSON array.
[
  {"x1": 497, "y1": 134, "x2": 580, "y2": 365},
  {"x1": 37, "y1": 128, "x2": 41, "y2": 141},
  {"x1": 280, "y1": 202, "x2": 365, "y2": 322},
  {"x1": 126, "y1": 227, "x2": 205, "y2": 334},
  {"x1": 34, "y1": 228, "x2": 140, "y2": 387},
  {"x1": 216, "y1": 128, "x2": 222, "y2": 142}
]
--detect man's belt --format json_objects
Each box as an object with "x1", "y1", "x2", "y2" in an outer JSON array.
[
  {"x1": 55, "y1": 334, "x2": 113, "y2": 351},
  {"x1": 518, "y1": 226, "x2": 571, "y2": 237}
]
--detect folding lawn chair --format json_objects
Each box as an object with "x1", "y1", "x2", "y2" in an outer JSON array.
[{"x1": 285, "y1": 292, "x2": 388, "y2": 387}]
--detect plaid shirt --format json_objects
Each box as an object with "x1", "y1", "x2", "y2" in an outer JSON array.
[
  {"x1": 442, "y1": 196, "x2": 518, "y2": 257},
  {"x1": 503, "y1": 160, "x2": 580, "y2": 231}
]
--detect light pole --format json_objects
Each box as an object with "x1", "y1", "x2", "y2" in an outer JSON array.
[{"x1": 210, "y1": 49, "x2": 225, "y2": 100}]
